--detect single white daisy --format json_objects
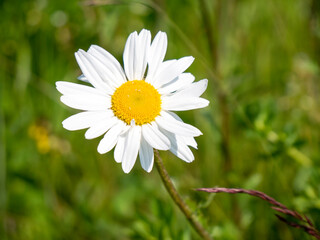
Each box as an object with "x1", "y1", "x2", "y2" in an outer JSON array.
[{"x1": 56, "y1": 29, "x2": 209, "y2": 173}]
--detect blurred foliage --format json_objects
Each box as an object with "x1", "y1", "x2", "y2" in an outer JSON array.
[{"x1": 1, "y1": 0, "x2": 320, "y2": 239}]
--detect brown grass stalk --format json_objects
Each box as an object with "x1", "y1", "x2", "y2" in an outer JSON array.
[{"x1": 196, "y1": 187, "x2": 320, "y2": 239}]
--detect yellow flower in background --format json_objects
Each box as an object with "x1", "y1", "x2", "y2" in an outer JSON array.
[
  {"x1": 56, "y1": 29, "x2": 209, "y2": 173},
  {"x1": 28, "y1": 122, "x2": 71, "y2": 155},
  {"x1": 28, "y1": 124, "x2": 50, "y2": 154}
]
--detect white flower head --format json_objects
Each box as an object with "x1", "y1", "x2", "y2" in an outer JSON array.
[{"x1": 56, "y1": 29, "x2": 209, "y2": 173}]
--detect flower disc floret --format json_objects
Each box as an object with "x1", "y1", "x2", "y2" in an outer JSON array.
[{"x1": 111, "y1": 80, "x2": 161, "y2": 125}]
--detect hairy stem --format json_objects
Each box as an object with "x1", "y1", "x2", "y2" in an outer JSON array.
[{"x1": 154, "y1": 150, "x2": 212, "y2": 240}]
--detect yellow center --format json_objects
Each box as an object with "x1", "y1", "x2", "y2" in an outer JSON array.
[{"x1": 111, "y1": 80, "x2": 161, "y2": 125}]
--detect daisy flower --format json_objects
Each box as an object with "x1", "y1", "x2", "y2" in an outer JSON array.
[{"x1": 56, "y1": 29, "x2": 209, "y2": 173}]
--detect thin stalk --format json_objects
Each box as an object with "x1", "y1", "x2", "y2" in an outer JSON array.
[
  {"x1": 197, "y1": 188, "x2": 320, "y2": 239},
  {"x1": 310, "y1": 0, "x2": 320, "y2": 65},
  {"x1": 0, "y1": 79, "x2": 6, "y2": 236},
  {"x1": 199, "y1": 0, "x2": 231, "y2": 170},
  {"x1": 154, "y1": 150, "x2": 212, "y2": 240}
]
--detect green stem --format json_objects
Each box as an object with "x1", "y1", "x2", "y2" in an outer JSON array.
[{"x1": 154, "y1": 150, "x2": 213, "y2": 240}]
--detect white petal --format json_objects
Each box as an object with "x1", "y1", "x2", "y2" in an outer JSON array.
[
  {"x1": 173, "y1": 79, "x2": 208, "y2": 98},
  {"x1": 165, "y1": 111, "x2": 182, "y2": 121},
  {"x1": 121, "y1": 124, "x2": 131, "y2": 135},
  {"x1": 155, "y1": 111, "x2": 202, "y2": 137},
  {"x1": 123, "y1": 31, "x2": 137, "y2": 81},
  {"x1": 114, "y1": 132, "x2": 127, "y2": 163},
  {"x1": 162, "y1": 96, "x2": 209, "y2": 111},
  {"x1": 60, "y1": 94, "x2": 111, "y2": 111},
  {"x1": 97, "y1": 121, "x2": 126, "y2": 154},
  {"x1": 85, "y1": 117, "x2": 119, "y2": 139},
  {"x1": 158, "y1": 73, "x2": 195, "y2": 95},
  {"x1": 160, "y1": 128, "x2": 194, "y2": 163},
  {"x1": 178, "y1": 135, "x2": 198, "y2": 149},
  {"x1": 77, "y1": 74, "x2": 89, "y2": 83},
  {"x1": 121, "y1": 126, "x2": 141, "y2": 173},
  {"x1": 134, "y1": 29, "x2": 151, "y2": 80},
  {"x1": 141, "y1": 122, "x2": 171, "y2": 150},
  {"x1": 171, "y1": 139, "x2": 194, "y2": 163},
  {"x1": 62, "y1": 111, "x2": 113, "y2": 131},
  {"x1": 82, "y1": 52, "x2": 120, "y2": 91},
  {"x1": 56, "y1": 81, "x2": 106, "y2": 97},
  {"x1": 123, "y1": 30, "x2": 151, "y2": 81},
  {"x1": 146, "y1": 31, "x2": 167, "y2": 82},
  {"x1": 164, "y1": 112, "x2": 198, "y2": 149},
  {"x1": 88, "y1": 45, "x2": 126, "y2": 85},
  {"x1": 75, "y1": 50, "x2": 112, "y2": 92},
  {"x1": 139, "y1": 137, "x2": 154, "y2": 172},
  {"x1": 157, "y1": 59, "x2": 176, "y2": 72},
  {"x1": 146, "y1": 59, "x2": 176, "y2": 84},
  {"x1": 153, "y1": 56, "x2": 194, "y2": 89}
]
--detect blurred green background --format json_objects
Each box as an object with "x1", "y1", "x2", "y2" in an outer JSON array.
[{"x1": 1, "y1": 0, "x2": 320, "y2": 239}]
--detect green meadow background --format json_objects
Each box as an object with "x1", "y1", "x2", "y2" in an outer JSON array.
[{"x1": 1, "y1": 0, "x2": 320, "y2": 239}]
